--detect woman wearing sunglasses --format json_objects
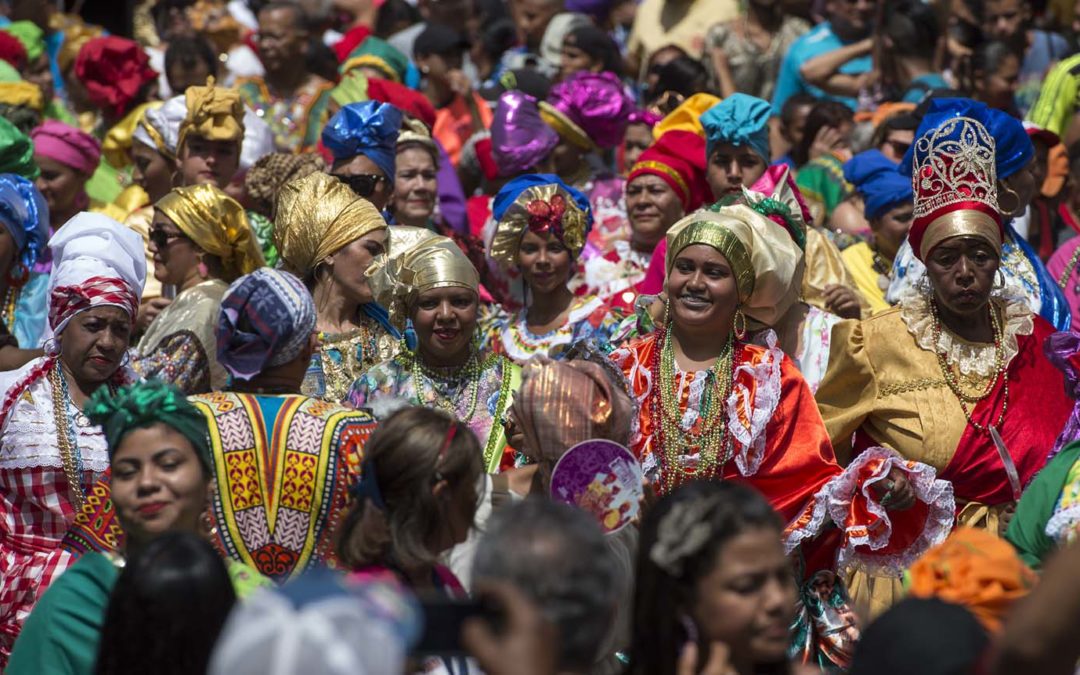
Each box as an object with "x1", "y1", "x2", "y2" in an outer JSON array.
[
  {"x1": 137, "y1": 184, "x2": 264, "y2": 392},
  {"x1": 322, "y1": 100, "x2": 400, "y2": 213}
]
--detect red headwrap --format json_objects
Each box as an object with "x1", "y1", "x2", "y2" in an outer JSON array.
[
  {"x1": 0, "y1": 32, "x2": 26, "y2": 71},
  {"x1": 74, "y1": 36, "x2": 158, "y2": 119},
  {"x1": 49, "y1": 275, "x2": 140, "y2": 334},
  {"x1": 627, "y1": 130, "x2": 711, "y2": 212},
  {"x1": 366, "y1": 77, "x2": 436, "y2": 129}
]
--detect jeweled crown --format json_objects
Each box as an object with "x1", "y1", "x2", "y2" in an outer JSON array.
[{"x1": 911, "y1": 116, "x2": 999, "y2": 225}]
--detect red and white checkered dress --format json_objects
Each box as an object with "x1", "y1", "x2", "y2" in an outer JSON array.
[{"x1": 0, "y1": 358, "x2": 112, "y2": 664}]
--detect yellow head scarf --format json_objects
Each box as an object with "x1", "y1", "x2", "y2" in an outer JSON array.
[
  {"x1": 0, "y1": 82, "x2": 43, "y2": 112},
  {"x1": 156, "y1": 184, "x2": 265, "y2": 282},
  {"x1": 274, "y1": 172, "x2": 387, "y2": 277},
  {"x1": 177, "y1": 76, "x2": 245, "y2": 153},
  {"x1": 665, "y1": 204, "x2": 804, "y2": 328},
  {"x1": 102, "y1": 101, "x2": 162, "y2": 169},
  {"x1": 366, "y1": 226, "x2": 479, "y2": 331},
  {"x1": 652, "y1": 93, "x2": 720, "y2": 139},
  {"x1": 538, "y1": 101, "x2": 594, "y2": 152}
]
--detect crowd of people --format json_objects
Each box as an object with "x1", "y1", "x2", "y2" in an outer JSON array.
[{"x1": 3, "y1": 0, "x2": 1080, "y2": 673}]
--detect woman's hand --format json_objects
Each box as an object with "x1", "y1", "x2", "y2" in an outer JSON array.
[
  {"x1": 677, "y1": 641, "x2": 738, "y2": 675},
  {"x1": 462, "y1": 581, "x2": 558, "y2": 675},
  {"x1": 875, "y1": 466, "x2": 916, "y2": 512},
  {"x1": 823, "y1": 284, "x2": 861, "y2": 319},
  {"x1": 809, "y1": 126, "x2": 847, "y2": 163}
]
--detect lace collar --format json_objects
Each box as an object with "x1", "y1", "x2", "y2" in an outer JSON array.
[{"x1": 899, "y1": 287, "x2": 1034, "y2": 377}]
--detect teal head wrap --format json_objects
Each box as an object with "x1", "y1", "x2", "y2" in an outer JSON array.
[
  {"x1": 85, "y1": 380, "x2": 211, "y2": 470},
  {"x1": 701, "y1": 93, "x2": 772, "y2": 164}
]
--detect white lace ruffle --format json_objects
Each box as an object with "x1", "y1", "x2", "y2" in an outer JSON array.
[
  {"x1": 1045, "y1": 503, "x2": 1080, "y2": 544},
  {"x1": 898, "y1": 286, "x2": 1033, "y2": 377},
  {"x1": 728, "y1": 331, "x2": 783, "y2": 477},
  {"x1": 824, "y1": 447, "x2": 955, "y2": 577},
  {"x1": 783, "y1": 490, "x2": 831, "y2": 556}
]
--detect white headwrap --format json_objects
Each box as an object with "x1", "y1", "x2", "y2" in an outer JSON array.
[
  {"x1": 134, "y1": 94, "x2": 186, "y2": 158},
  {"x1": 240, "y1": 107, "x2": 275, "y2": 172}
]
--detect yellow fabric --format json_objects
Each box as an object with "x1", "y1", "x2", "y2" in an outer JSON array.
[
  {"x1": 665, "y1": 204, "x2": 804, "y2": 327},
  {"x1": 341, "y1": 55, "x2": 400, "y2": 83},
  {"x1": 56, "y1": 21, "x2": 103, "y2": 73},
  {"x1": 139, "y1": 279, "x2": 229, "y2": 389},
  {"x1": 538, "y1": 102, "x2": 594, "y2": 151},
  {"x1": 815, "y1": 308, "x2": 969, "y2": 467},
  {"x1": 367, "y1": 226, "x2": 479, "y2": 331},
  {"x1": 177, "y1": 76, "x2": 245, "y2": 153},
  {"x1": 841, "y1": 241, "x2": 890, "y2": 315},
  {"x1": 88, "y1": 198, "x2": 128, "y2": 224},
  {"x1": 102, "y1": 101, "x2": 161, "y2": 169},
  {"x1": 627, "y1": 0, "x2": 738, "y2": 67},
  {"x1": 802, "y1": 227, "x2": 857, "y2": 313},
  {"x1": 273, "y1": 171, "x2": 387, "y2": 277},
  {"x1": 123, "y1": 203, "x2": 163, "y2": 300},
  {"x1": 156, "y1": 184, "x2": 265, "y2": 282},
  {"x1": 488, "y1": 182, "x2": 591, "y2": 268},
  {"x1": 652, "y1": 93, "x2": 720, "y2": 139},
  {"x1": 0, "y1": 82, "x2": 42, "y2": 112}
]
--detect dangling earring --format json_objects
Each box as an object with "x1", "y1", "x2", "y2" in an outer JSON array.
[
  {"x1": 733, "y1": 307, "x2": 747, "y2": 340},
  {"x1": 999, "y1": 185, "x2": 1021, "y2": 215},
  {"x1": 994, "y1": 268, "x2": 1006, "y2": 290},
  {"x1": 43, "y1": 337, "x2": 59, "y2": 357},
  {"x1": 197, "y1": 255, "x2": 209, "y2": 279}
]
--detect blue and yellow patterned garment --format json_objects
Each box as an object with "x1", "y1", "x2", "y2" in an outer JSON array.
[
  {"x1": 347, "y1": 350, "x2": 520, "y2": 473},
  {"x1": 302, "y1": 303, "x2": 403, "y2": 404}
]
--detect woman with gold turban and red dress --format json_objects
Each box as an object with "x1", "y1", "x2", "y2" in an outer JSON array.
[
  {"x1": 610, "y1": 197, "x2": 955, "y2": 669},
  {"x1": 816, "y1": 99, "x2": 1074, "y2": 615}
]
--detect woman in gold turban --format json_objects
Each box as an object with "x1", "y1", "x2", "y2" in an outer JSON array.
[
  {"x1": 347, "y1": 226, "x2": 521, "y2": 474},
  {"x1": 137, "y1": 183, "x2": 265, "y2": 391},
  {"x1": 175, "y1": 77, "x2": 244, "y2": 191},
  {"x1": 274, "y1": 171, "x2": 399, "y2": 403}
]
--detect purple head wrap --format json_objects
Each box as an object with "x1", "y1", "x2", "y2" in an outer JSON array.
[
  {"x1": 546, "y1": 71, "x2": 634, "y2": 150},
  {"x1": 491, "y1": 90, "x2": 559, "y2": 177},
  {"x1": 1045, "y1": 330, "x2": 1080, "y2": 459},
  {"x1": 627, "y1": 108, "x2": 662, "y2": 128}
]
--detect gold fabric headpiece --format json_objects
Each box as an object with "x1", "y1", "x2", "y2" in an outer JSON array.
[
  {"x1": 102, "y1": 101, "x2": 161, "y2": 169},
  {"x1": 366, "y1": 226, "x2": 480, "y2": 331},
  {"x1": 665, "y1": 205, "x2": 804, "y2": 328},
  {"x1": 538, "y1": 101, "x2": 594, "y2": 152},
  {"x1": 177, "y1": 76, "x2": 245, "y2": 152},
  {"x1": 488, "y1": 183, "x2": 591, "y2": 269},
  {"x1": 397, "y1": 117, "x2": 437, "y2": 156},
  {"x1": 274, "y1": 172, "x2": 386, "y2": 277},
  {"x1": 156, "y1": 184, "x2": 265, "y2": 282}
]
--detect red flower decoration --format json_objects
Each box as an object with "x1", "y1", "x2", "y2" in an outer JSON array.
[{"x1": 525, "y1": 194, "x2": 567, "y2": 239}]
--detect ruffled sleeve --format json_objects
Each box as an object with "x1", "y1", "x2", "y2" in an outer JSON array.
[{"x1": 815, "y1": 318, "x2": 878, "y2": 464}]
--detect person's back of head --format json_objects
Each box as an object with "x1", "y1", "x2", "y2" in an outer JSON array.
[
  {"x1": 792, "y1": 99, "x2": 855, "y2": 167},
  {"x1": 881, "y1": 0, "x2": 940, "y2": 62},
  {"x1": 95, "y1": 532, "x2": 236, "y2": 675},
  {"x1": 376, "y1": 0, "x2": 421, "y2": 38},
  {"x1": 646, "y1": 56, "x2": 711, "y2": 107},
  {"x1": 164, "y1": 35, "x2": 219, "y2": 95},
  {"x1": 472, "y1": 498, "x2": 618, "y2": 673}
]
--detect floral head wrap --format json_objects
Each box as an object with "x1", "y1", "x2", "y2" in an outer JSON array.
[
  {"x1": 488, "y1": 174, "x2": 592, "y2": 268},
  {"x1": 274, "y1": 171, "x2": 386, "y2": 277},
  {"x1": 177, "y1": 76, "x2": 245, "y2": 153},
  {"x1": 74, "y1": 36, "x2": 158, "y2": 119},
  {"x1": 155, "y1": 184, "x2": 265, "y2": 282},
  {"x1": 701, "y1": 93, "x2": 772, "y2": 163},
  {"x1": 85, "y1": 379, "x2": 211, "y2": 468},
  {"x1": 0, "y1": 116, "x2": 38, "y2": 179},
  {"x1": 321, "y1": 100, "x2": 403, "y2": 179},
  {"x1": 216, "y1": 268, "x2": 317, "y2": 381},
  {"x1": 366, "y1": 226, "x2": 479, "y2": 331},
  {"x1": 0, "y1": 173, "x2": 48, "y2": 270},
  {"x1": 31, "y1": 120, "x2": 101, "y2": 174},
  {"x1": 665, "y1": 204, "x2": 804, "y2": 328}
]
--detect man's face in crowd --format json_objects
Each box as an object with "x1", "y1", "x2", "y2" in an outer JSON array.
[
  {"x1": 256, "y1": 6, "x2": 308, "y2": 76},
  {"x1": 982, "y1": 0, "x2": 1029, "y2": 44},
  {"x1": 827, "y1": 0, "x2": 876, "y2": 43}
]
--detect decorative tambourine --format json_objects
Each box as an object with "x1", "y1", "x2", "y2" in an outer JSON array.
[{"x1": 549, "y1": 439, "x2": 644, "y2": 534}]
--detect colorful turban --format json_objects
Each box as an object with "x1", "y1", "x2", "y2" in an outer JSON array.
[
  {"x1": 0, "y1": 116, "x2": 37, "y2": 178},
  {"x1": 102, "y1": 101, "x2": 162, "y2": 169},
  {"x1": 366, "y1": 77, "x2": 437, "y2": 128},
  {"x1": 57, "y1": 20, "x2": 103, "y2": 75},
  {"x1": 5, "y1": 21, "x2": 43, "y2": 64},
  {"x1": 74, "y1": 36, "x2": 158, "y2": 119},
  {"x1": 491, "y1": 90, "x2": 558, "y2": 177},
  {"x1": 628, "y1": 130, "x2": 711, "y2": 212},
  {"x1": 48, "y1": 212, "x2": 146, "y2": 334},
  {"x1": 397, "y1": 117, "x2": 437, "y2": 156},
  {"x1": 366, "y1": 226, "x2": 479, "y2": 331},
  {"x1": 742, "y1": 165, "x2": 812, "y2": 250},
  {"x1": 0, "y1": 31, "x2": 27, "y2": 70},
  {"x1": 341, "y1": 36, "x2": 410, "y2": 84},
  {"x1": 541, "y1": 71, "x2": 633, "y2": 151},
  {"x1": 322, "y1": 100, "x2": 403, "y2": 180},
  {"x1": 513, "y1": 358, "x2": 633, "y2": 465},
  {"x1": 701, "y1": 93, "x2": 772, "y2": 163},
  {"x1": 216, "y1": 268, "x2": 317, "y2": 381},
  {"x1": 244, "y1": 152, "x2": 326, "y2": 219},
  {"x1": 177, "y1": 76, "x2": 245, "y2": 152},
  {"x1": 274, "y1": 171, "x2": 386, "y2": 277},
  {"x1": 31, "y1": 120, "x2": 102, "y2": 174},
  {"x1": 906, "y1": 527, "x2": 1035, "y2": 634},
  {"x1": 666, "y1": 205, "x2": 804, "y2": 328},
  {"x1": 0, "y1": 173, "x2": 48, "y2": 269},
  {"x1": 135, "y1": 94, "x2": 187, "y2": 159},
  {"x1": 0, "y1": 82, "x2": 42, "y2": 113},
  {"x1": 155, "y1": 184, "x2": 265, "y2": 282},
  {"x1": 85, "y1": 379, "x2": 211, "y2": 468},
  {"x1": 652, "y1": 93, "x2": 719, "y2": 139},
  {"x1": 843, "y1": 149, "x2": 913, "y2": 221},
  {"x1": 906, "y1": 99, "x2": 1001, "y2": 261},
  {"x1": 489, "y1": 174, "x2": 592, "y2": 267}
]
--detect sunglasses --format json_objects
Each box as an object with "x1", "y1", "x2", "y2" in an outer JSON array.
[
  {"x1": 335, "y1": 173, "x2": 388, "y2": 199},
  {"x1": 149, "y1": 227, "x2": 189, "y2": 250}
]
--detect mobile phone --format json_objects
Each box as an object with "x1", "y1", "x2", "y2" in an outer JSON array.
[{"x1": 412, "y1": 595, "x2": 503, "y2": 657}]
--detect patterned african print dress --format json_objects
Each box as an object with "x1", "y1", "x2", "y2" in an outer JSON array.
[
  {"x1": 236, "y1": 76, "x2": 335, "y2": 153},
  {"x1": 347, "y1": 352, "x2": 521, "y2": 474},
  {"x1": 0, "y1": 357, "x2": 135, "y2": 664},
  {"x1": 480, "y1": 296, "x2": 624, "y2": 364}
]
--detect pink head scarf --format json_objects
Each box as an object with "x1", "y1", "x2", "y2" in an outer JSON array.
[{"x1": 31, "y1": 120, "x2": 102, "y2": 175}]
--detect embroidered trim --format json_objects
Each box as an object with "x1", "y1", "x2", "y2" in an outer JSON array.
[
  {"x1": 727, "y1": 331, "x2": 783, "y2": 477},
  {"x1": 879, "y1": 378, "x2": 948, "y2": 397}
]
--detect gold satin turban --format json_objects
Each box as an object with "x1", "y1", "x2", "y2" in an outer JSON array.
[
  {"x1": 274, "y1": 172, "x2": 387, "y2": 278},
  {"x1": 665, "y1": 204, "x2": 805, "y2": 328},
  {"x1": 366, "y1": 226, "x2": 480, "y2": 331},
  {"x1": 155, "y1": 184, "x2": 265, "y2": 282},
  {"x1": 177, "y1": 76, "x2": 245, "y2": 152}
]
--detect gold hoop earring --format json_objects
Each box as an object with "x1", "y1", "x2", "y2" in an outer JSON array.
[
  {"x1": 999, "y1": 185, "x2": 1021, "y2": 215},
  {"x1": 733, "y1": 307, "x2": 747, "y2": 340}
]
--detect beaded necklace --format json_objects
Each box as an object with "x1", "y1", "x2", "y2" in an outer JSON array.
[
  {"x1": 930, "y1": 299, "x2": 1008, "y2": 434},
  {"x1": 1, "y1": 285, "x2": 18, "y2": 328},
  {"x1": 317, "y1": 324, "x2": 377, "y2": 403},
  {"x1": 1057, "y1": 243, "x2": 1080, "y2": 294},
  {"x1": 49, "y1": 362, "x2": 87, "y2": 513},
  {"x1": 649, "y1": 328, "x2": 736, "y2": 495},
  {"x1": 411, "y1": 351, "x2": 485, "y2": 423},
  {"x1": 871, "y1": 246, "x2": 892, "y2": 291}
]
